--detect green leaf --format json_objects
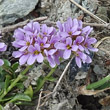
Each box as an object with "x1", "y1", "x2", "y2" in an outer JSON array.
[
  {"x1": 86, "y1": 75, "x2": 110, "y2": 90},
  {"x1": 0, "y1": 105, "x2": 4, "y2": 110},
  {"x1": 15, "y1": 101, "x2": 34, "y2": 106},
  {"x1": 3, "y1": 59, "x2": 11, "y2": 67},
  {"x1": 16, "y1": 83, "x2": 24, "y2": 90},
  {"x1": 24, "y1": 85, "x2": 33, "y2": 98},
  {"x1": 0, "y1": 82, "x2": 5, "y2": 90},
  {"x1": 35, "y1": 76, "x2": 46, "y2": 92},
  {"x1": 11, "y1": 62, "x2": 19, "y2": 71},
  {"x1": 8, "y1": 94, "x2": 31, "y2": 103},
  {"x1": 4, "y1": 75, "x2": 11, "y2": 92},
  {"x1": 46, "y1": 76, "x2": 56, "y2": 82}
]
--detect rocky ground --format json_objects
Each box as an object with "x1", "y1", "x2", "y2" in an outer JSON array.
[{"x1": 1, "y1": 0, "x2": 110, "y2": 110}]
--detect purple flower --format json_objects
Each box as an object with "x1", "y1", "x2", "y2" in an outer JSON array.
[
  {"x1": 41, "y1": 24, "x2": 55, "y2": 37},
  {"x1": 75, "y1": 51, "x2": 87, "y2": 68},
  {"x1": 55, "y1": 37, "x2": 78, "y2": 59},
  {"x1": 74, "y1": 36, "x2": 84, "y2": 51},
  {"x1": 0, "y1": 42, "x2": 7, "y2": 66},
  {"x1": 12, "y1": 51, "x2": 31, "y2": 65},
  {"x1": 27, "y1": 44, "x2": 44, "y2": 65},
  {"x1": 12, "y1": 35, "x2": 33, "y2": 51},
  {"x1": 44, "y1": 49, "x2": 57, "y2": 67},
  {"x1": 83, "y1": 37, "x2": 98, "y2": 54},
  {"x1": 36, "y1": 37, "x2": 50, "y2": 49}
]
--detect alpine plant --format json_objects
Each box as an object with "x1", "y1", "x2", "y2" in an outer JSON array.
[{"x1": 12, "y1": 18, "x2": 98, "y2": 68}]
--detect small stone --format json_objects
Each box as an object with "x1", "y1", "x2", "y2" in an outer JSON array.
[{"x1": 93, "y1": 65, "x2": 108, "y2": 74}]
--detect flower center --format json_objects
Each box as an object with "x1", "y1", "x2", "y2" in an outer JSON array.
[
  {"x1": 34, "y1": 50, "x2": 39, "y2": 55},
  {"x1": 67, "y1": 45, "x2": 71, "y2": 50},
  {"x1": 40, "y1": 43, "x2": 44, "y2": 46},
  {"x1": 26, "y1": 42, "x2": 30, "y2": 46},
  {"x1": 44, "y1": 32, "x2": 47, "y2": 35},
  {"x1": 68, "y1": 31, "x2": 72, "y2": 35}
]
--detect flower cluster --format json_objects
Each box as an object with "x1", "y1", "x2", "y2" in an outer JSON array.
[
  {"x1": 12, "y1": 18, "x2": 98, "y2": 68},
  {"x1": 0, "y1": 33, "x2": 7, "y2": 66}
]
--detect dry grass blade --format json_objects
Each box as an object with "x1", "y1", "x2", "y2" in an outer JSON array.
[
  {"x1": 78, "y1": 86, "x2": 110, "y2": 96},
  {"x1": 94, "y1": 36, "x2": 110, "y2": 48},
  {"x1": 99, "y1": 96, "x2": 110, "y2": 106},
  {"x1": 69, "y1": 0, "x2": 107, "y2": 24}
]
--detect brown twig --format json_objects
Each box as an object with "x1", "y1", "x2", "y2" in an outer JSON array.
[
  {"x1": 1, "y1": 16, "x2": 48, "y2": 33},
  {"x1": 69, "y1": 0, "x2": 107, "y2": 24},
  {"x1": 36, "y1": 91, "x2": 42, "y2": 110}
]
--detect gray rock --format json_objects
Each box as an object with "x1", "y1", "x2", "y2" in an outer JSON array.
[
  {"x1": 0, "y1": 0, "x2": 39, "y2": 25},
  {"x1": 93, "y1": 65, "x2": 108, "y2": 75}
]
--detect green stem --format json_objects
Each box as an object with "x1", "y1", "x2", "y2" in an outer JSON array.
[
  {"x1": 0, "y1": 65, "x2": 32, "y2": 100},
  {"x1": 86, "y1": 74, "x2": 110, "y2": 90},
  {"x1": 35, "y1": 65, "x2": 57, "y2": 93}
]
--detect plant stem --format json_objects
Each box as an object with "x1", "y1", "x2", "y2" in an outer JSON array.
[
  {"x1": 35, "y1": 66, "x2": 57, "y2": 93},
  {"x1": 0, "y1": 65, "x2": 32, "y2": 100},
  {"x1": 86, "y1": 74, "x2": 110, "y2": 90}
]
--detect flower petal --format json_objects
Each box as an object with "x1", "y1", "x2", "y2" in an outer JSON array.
[
  {"x1": 27, "y1": 54, "x2": 36, "y2": 65},
  {"x1": 66, "y1": 37, "x2": 72, "y2": 45},
  {"x1": 72, "y1": 45, "x2": 78, "y2": 51},
  {"x1": 37, "y1": 53, "x2": 44, "y2": 63},
  {"x1": 12, "y1": 51, "x2": 23, "y2": 58},
  {"x1": 55, "y1": 42, "x2": 66, "y2": 49},
  {"x1": 63, "y1": 49, "x2": 71, "y2": 59},
  {"x1": 19, "y1": 54, "x2": 29, "y2": 65},
  {"x1": 75, "y1": 56, "x2": 81, "y2": 68}
]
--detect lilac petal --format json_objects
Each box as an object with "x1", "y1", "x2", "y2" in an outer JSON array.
[
  {"x1": 44, "y1": 49, "x2": 48, "y2": 56},
  {"x1": 60, "y1": 32, "x2": 69, "y2": 37},
  {"x1": 55, "y1": 42, "x2": 66, "y2": 49},
  {"x1": 85, "y1": 55, "x2": 92, "y2": 63},
  {"x1": 79, "y1": 45, "x2": 84, "y2": 51},
  {"x1": 71, "y1": 25, "x2": 78, "y2": 33},
  {"x1": 47, "y1": 56, "x2": 56, "y2": 68},
  {"x1": 14, "y1": 29, "x2": 25, "y2": 39},
  {"x1": 0, "y1": 45, "x2": 7, "y2": 51},
  {"x1": 88, "y1": 38, "x2": 97, "y2": 44},
  {"x1": 54, "y1": 55, "x2": 60, "y2": 65},
  {"x1": 57, "y1": 21, "x2": 63, "y2": 31},
  {"x1": 67, "y1": 17, "x2": 73, "y2": 28},
  {"x1": 72, "y1": 31, "x2": 81, "y2": 35},
  {"x1": 17, "y1": 41, "x2": 26, "y2": 46},
  {"x1": 66, "y1": 37, "x2": 72, "y2": 45},
  {"x1": 37, "y1": 53, "x2": 44, "y2": 63},
  {"x1": 0, "y1": 43, "x2": 5, "y2": 48},
  {"x1": 82, "y1": 26, "x2": 90, "y2": 33},
  {"x1": 42, "y1": 24, "x2": 47, "y2": 33},
  {"x1": 79, "y1": 52, "x2": 87, "y2": 60},
  {"x1": 86, "y1": 28, "x2": 93, "y2": 37},
  {"x1": 48, "y1": 27, "x2": 54, "y2": 34},
  {"x1": 48, "y1": 49, "x2": 56, "y2": 55},
  {"x1": 75, "y1": 56, "x2": 81, "y2": 68},
  {"x1": 12, "y1": 41, "x2": 21, "y2": 48},
  {"x1": 28, "y1": 45, "x2": 35, "y2": 53},
  {"x1": 76, "y1": 36, "x2": 84, "y2": 43},
  {"x1": 43, "y1": 37, "x2": 47, "y2": 44},
  {"x1": 85, "y1": 48, "x2": 90, "y2": 54},
  {"x1": 12, "y1": 51, "x2": 23, "y2": 58},
  {"x1": 0, "y1": 59, "x2": 4, "y2": 66},
  {"x1": 19, "y1": 54, "x2": 29, "y2": 65},
  {"x1": 33, "y1": 22, "x2": 40, "y2": 32},
  {"x1": 19, "y1": 46, "x2": 27, "y2": 51},
  {"x1": 65, "y1": 23, "x2": 70, "y2": 32},
  {"x1": 72, "y1": 45, "x2": 78, "y2": 51},
  {"x1": 35, "y1": 44, "x2": 40, "y2": 51},
  {"x1": 73, "y1": 18, "x2": 78, "y2": 26},
  {"x1": 88, "y1": 47, "x2": 98, "y2": 52},
  {"x1": 63, "y1": 49, "x2": 71, "y2": 59},
  {"x1": 27, "y1": 54, "x2": 36, "y2": 65},
  {"x1": 43, "y1": 44, "x2": 50, "y2": 48}
]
